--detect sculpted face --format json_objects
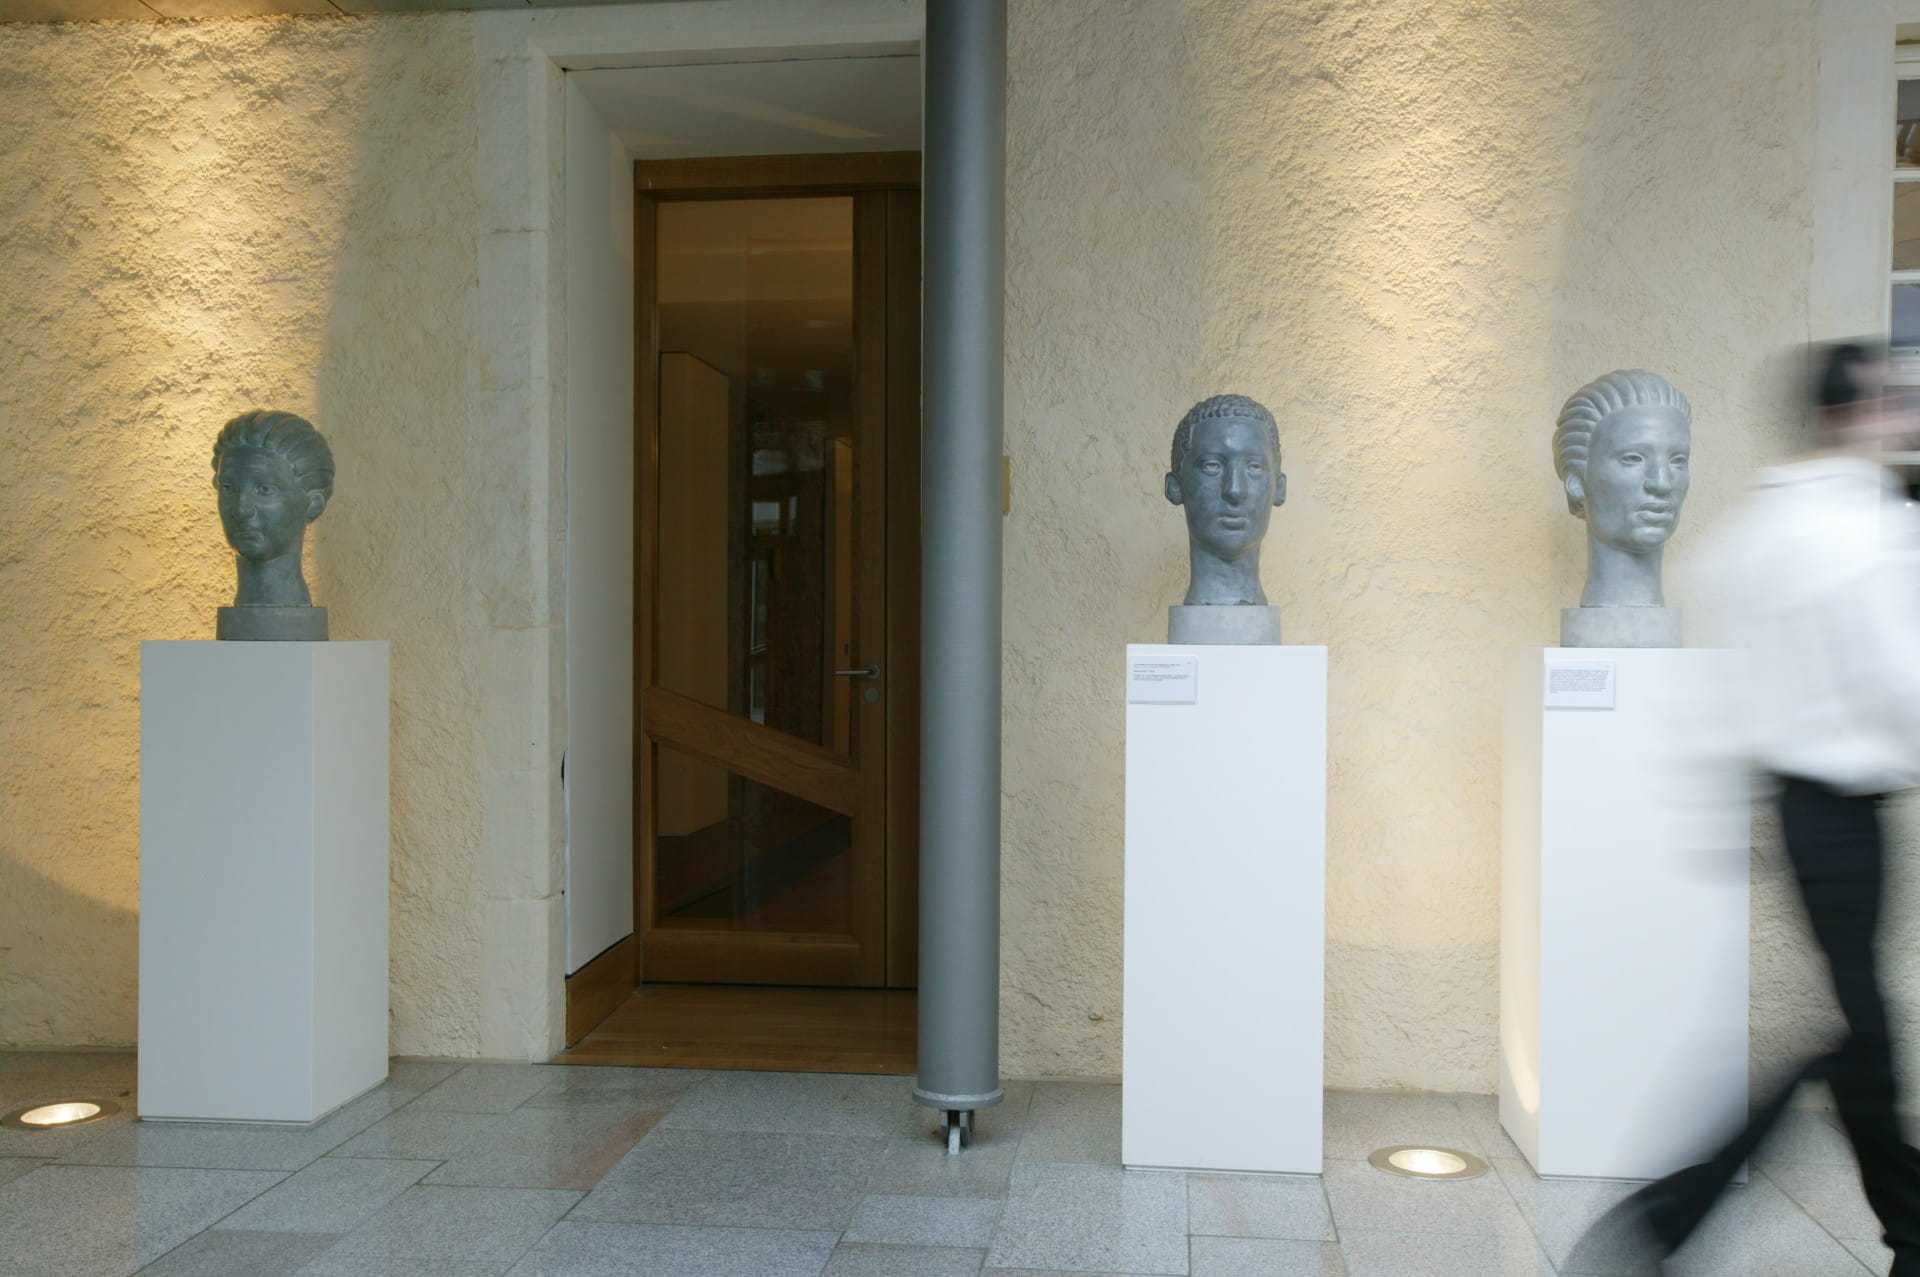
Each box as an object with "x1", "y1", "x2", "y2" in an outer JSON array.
[
  {"x1": 1568, "y1": 404, "x2": 1689, "y2": 553},
  {"x1": 1165, "y1": 414, "x2": 1286, "y2": 561},
  {"x1": 217, "y1": 445, "x2": 318, "y2": 564}
]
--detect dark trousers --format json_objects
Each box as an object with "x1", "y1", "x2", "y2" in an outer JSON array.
[{"x1": 1655, "y1": 777, "x2": 1920, "y2": 1262}]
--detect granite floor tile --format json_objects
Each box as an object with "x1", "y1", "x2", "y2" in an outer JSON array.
[
  {"x1": 1188, "y1": 1172, "x2": 1335, "y2": 1241},
  {"x1": 220, "y1": 1156, "x2": 439, "y2": 1232},
  {"x1": 1190, "y1": 1235, "x2": 1345, "y2": 1276},
  {"x1": 1335, "y1": 1229, "x2": 1553, "y2": 1277},
  {"x1": 306, "y1": 1184, "x2": 580, "y2": 1269},
  {"x1": 1490, "y1": 1156, "x2": 1642, "y2": 1264},
  {"x1": 132, "y1": 1227, "x2": 340, "y2": 1275},
  {"x1": 328, "y1": 1106, "x2": 506, "y2": 1159},
  {"x1": 1663, "y1": 1176, "x2": 1872, "y2": 1276},
  {"x1": 870, "y1": 1130, "x2": 1022, "y2": 1198},
  {"x1": 422, "y1": 1105, "x2": 664, "y2": 1190},
  {"x1": 824, "y1": 1241, "x2": 989, "y2": 1275},
  {"x1": 1450, "y1": 1093, "x2": 1533, "y2": 1164},
  {"x1": 518, "y1": 1065, "x2": 708, "y2": 1111},
  {"x1": 502, "y1": 1220, "x2": 839, "y2": 1276},
  {"x1": 1321, "y1": 1156, "x2": 1533, "y2": 1239},
  {"x1": 61, "y1": 1087, "x2": 402, "y2": 1171},
  {"x1": 658, "y1": 1069, "x2": 942, "y2": 1139},
  {"x1": 0, "y1": 1163, "x2": 286, "y2": 1277},
  {"x1": 1762, "y1": 1160, "x2": 1883, "y2": 1242},
  {"x1": 1844, "y1": 1235, "x2": 1896, "y2": 1272},
  {"x1": 1015, "y1": 1083, "x2": 1122, "y2": 1167},
  {"x1": 409, "y1": 1063, "x2": 559, "y2": 1114},
  {"x1": 980, "y1": 1270, "x2": 1155, "y2": 1276},
  {"x1": 1322, "y1": 1090, "x2": 1489, "y2": 1163},
  {"x1": 844, "y1": 1192, "x2": 1001, "y2": 1246},
  {"x1": 571, "y1": 1127, "x2": 886, "y2": 1229},
  {"x1": 985, "y1": 1163, "x2": 1188, "y2": 1275},
  {"x1": 297, "y1": 1258, "x2": 507, "y2": 1276},
  {"x1": 0, "y1": 1155, "x2": 49, "y2": 1186},
  {"x1": 1755, "y1": 1108, "x2": 1855, "y2": 1168},
  {"x1": 385, "y1": 1059, "x2": 468, "y2": 1094}
]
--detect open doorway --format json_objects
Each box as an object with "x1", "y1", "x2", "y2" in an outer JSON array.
[{"x1": 561, "y1": 57, "x2": 921, "y2": 1074}]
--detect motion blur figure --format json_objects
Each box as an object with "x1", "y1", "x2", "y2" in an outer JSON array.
[{"x1": 1572, "y1": 342, "x2": 1920, "y2": 1276}]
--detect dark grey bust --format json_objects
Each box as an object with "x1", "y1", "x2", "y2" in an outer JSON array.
[
  {"x1": 1553, "y1": 370, "x2": 1691, "y2": 647},
  {"x1": 213, "y1": 409, "x2": 334, "y2": 641},
  {"x1": 1164, "y1": 394, "x2": 1286, "y2": 644}
]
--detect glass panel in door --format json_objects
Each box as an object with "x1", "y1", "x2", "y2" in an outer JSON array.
[{"x1": 653, "y1": 198, "x2": 860, "y2": 760}]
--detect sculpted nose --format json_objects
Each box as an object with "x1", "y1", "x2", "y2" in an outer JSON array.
[
  {"x1": 1224, "y1": 464, "x2": 1247, "y2": 504},
  {"x1": 1646, "y1": 463, "x2": 1673, "y2": 495}
]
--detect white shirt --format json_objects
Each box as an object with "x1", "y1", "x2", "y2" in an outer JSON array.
[{"x1": 1694, "y1": 454, "x2": 1920, "y2": 794}]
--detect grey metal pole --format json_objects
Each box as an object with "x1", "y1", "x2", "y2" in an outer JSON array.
[{"x1": 915, "y1": 0, "x2": 1005, "y2": 1153}]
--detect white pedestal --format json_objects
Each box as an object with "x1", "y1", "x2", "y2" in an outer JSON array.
[
  {"x1": 1123, "y1": 644, "x2": 1327, "y2": 1174},
  {"x1": 139, "y1": 641, "x2": 390, "y2": 1123},
  {"x1": 1501, "y1": 647, "x2": 1748, "y2": 1179}
]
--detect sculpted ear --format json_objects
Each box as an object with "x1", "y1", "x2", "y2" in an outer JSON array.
[
  {"x1": 1563, "y1": 471, "x2": 1586, "y2": 518},
  {"x1": 306, "y1": 489, "x2": 328, "y2": 522},
  {"x1": 1164, "y1": 472, "x2": 1184, "y2": 506},
  {"x1": 1273, "y1": 472, "x2": 1288, "y2": 507}
]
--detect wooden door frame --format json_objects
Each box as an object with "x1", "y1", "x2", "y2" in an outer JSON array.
[{"x1": 621, "y1": 152, "x2": 921, "y2": 1009}]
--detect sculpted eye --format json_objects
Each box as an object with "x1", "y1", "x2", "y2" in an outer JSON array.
[
  {"x1": 1200, "y1": 460, "x2": 1222, "y2": 474},
  {"x1": 256, "y1": 484, "x2": 276, "y2": 496},
  {"x1": 1619, "y1": 453, "x2": 1644, "y2": 465},
  {"x1": 1673, "y1": 454, "x2": 1690, "y2": 467}
]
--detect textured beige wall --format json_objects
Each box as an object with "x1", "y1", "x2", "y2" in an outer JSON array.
[
  {"x1": 1001, "y1": 0, "x2": 1847, "y2": 1090},
  {"x1": 0, "y1": 0, "x2": 1898, "y2": 1098},
  {"x1": 0, "y1": 14, "x2": 496, "y2": 1053}
]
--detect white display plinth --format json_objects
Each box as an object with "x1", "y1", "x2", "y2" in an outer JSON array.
[
  {"x1": 139, "y1": 640, "x2": 390, "y2": 1123},
  {"x1": 1501, "y1": 647, "x2": 1748, "y2": 1180},
  {"x1": 1123, "y1": 644, "x2": 1327, "y2": 1174}
]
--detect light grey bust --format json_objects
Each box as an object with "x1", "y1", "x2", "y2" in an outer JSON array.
[
  {"x1": 1164, "y1": 394, "x2": 1286, "y2": 644},
  {"x1": 213, "y1": 409, "x2": 334, "y2": 641},
  {"x1": 1553, "y1": 370, "x2": 1691, "y2": 647}
]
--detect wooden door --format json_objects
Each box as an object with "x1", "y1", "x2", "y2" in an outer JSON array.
[{"x1": 636, "y1": 155, "x2": 919, "y2": 988}]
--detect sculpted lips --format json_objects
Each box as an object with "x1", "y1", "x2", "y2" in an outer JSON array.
[
  {"x1": 1216, "y1": 515, "x2": 1249, "y2": 530},
  {"x1": 1634, "y1": 504, "x2": 1676, "y2": 525}
]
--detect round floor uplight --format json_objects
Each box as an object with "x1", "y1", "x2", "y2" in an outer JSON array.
[
  {"x1": 1367, "y1": 1144, "x2": 1489, "y2": 1180},
  {"x1": 1, "y1": 1099, "x2": 120, "y2": 1131}
]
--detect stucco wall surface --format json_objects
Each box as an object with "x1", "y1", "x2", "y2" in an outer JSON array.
[
  {"x1": 0, "y1": 14, "x2": 497, "y2": 1054},
  {"x1": 1000, "y1": 0, "x2": 1854, "y2": 1090},
  {"x1": 0, "y1": 0, "x2": 1903, "y2": 1102}
]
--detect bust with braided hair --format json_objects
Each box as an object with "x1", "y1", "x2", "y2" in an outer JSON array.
[{"x1": 1553, "y1": 370, "x2": 1691, "y2": 646}]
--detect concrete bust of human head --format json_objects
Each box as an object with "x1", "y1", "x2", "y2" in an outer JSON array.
[
  {"x1": 213, "y1": 409, "x2": 334, "y2": 609},
  {"x1": 1165, "y1": 394, "x2": 1287, "y2": 608},
  {"x1": 1553, "y1": 370, "x2": 1691, "y2": 610}
]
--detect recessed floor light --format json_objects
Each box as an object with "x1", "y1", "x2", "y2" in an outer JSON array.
[
  {"x1": 1368, "y1": 1144, "x2": 1489, "y2": 1180},
  {"x1": 1, "y1": 1099, "x2": 120, "y2": 1131}
]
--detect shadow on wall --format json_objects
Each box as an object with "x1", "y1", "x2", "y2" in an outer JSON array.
[
  {"x1": 0, "y1": 14, "x2": 484, "y2": 1050},
  {"x1": 0, "y1": 862, "x2": 138, "y2": 1047},
  {"x1": 306, "y1": 16, "x2": 490, "y2": 1058},
  {"x1": 998, "y1": 0, "x2": 1823, "y2": 1091},
  {"x1": 998, "y1": 0, "x2": 1215, "y2": 1081}
]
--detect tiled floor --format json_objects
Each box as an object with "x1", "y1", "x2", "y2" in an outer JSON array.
[{"x1": 0, "y1": 1051, "x2": 1889, "y2": 1275}]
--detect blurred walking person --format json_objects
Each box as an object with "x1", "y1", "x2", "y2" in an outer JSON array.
[{"x1": 1571, "y1": 341, "x2": 1920, "y2": 1276}]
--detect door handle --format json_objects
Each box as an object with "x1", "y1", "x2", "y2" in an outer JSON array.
[{"x1": 833, "y1": 665, "x2": 881, "y2": 679}]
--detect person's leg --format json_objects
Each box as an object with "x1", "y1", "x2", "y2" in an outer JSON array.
[{"x1": 1780, "y1": 778, "x2": 1920, "y2": 1263}]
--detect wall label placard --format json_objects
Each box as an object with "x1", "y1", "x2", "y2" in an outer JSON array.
[
  {"x1": 1129, "y1": 656, "x2": 1199, "y2": 704},
  {"x1": 1544, "y1": 660, "x2": 1616, "y2": 710}
]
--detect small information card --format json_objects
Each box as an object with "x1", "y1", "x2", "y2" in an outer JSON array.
[
  {"x1": 1544, "y1": 660, "x2": 1616, "y2": 710},
  {"x1": 1129, "y1": 656, "x2": 1199, "y2": 705}
]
